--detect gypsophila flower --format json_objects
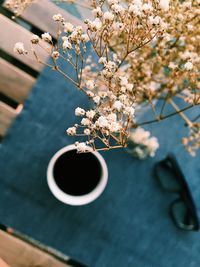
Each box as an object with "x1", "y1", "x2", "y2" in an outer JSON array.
[
  {"x1": 62, "y1": 40, "x2": 72, "y2": 49},
  {"x1": 159, "y1": 0, "x2": 170, "y2": 11},
  {"x1": 5, "y1": 0, "x2": 33, "y2": 16},
  {"x1": 126, "y1": 84, "x2": 134, "y2": 92},
  {"x1": 113, "y1": 101, "x2": 123, "y2": 111},
  {"x1": 41, "y1": 32, "x2": 52, "y2": 42},
  {"x1": 81, "y1": 34, "x2": 90, "y2": 42},
  {"x1": 16, "y1": 0, "x2": 200, "y2": 156},
  {"x1": 147, "y1": 137, "x2": 160, "y2": 157},
  {"x1": 51, "y1": 51, "x2": 60, "y2": 60},
  {"x1": 130, "y1": 128, "x2": 150, "y2": 143},
  {"x1": 168, "y1": 62, "x2": 177, "y2": 69},
  {"x1": 111, "y1": 4, "x2": 125, "y2": 14},
  {"x1": 81, "y1": 118, "x2": 91, "y2": 126},
  {"x1": 86, "y1": 80, "x2": 95, "y2": 90},
  {"x1": 84, "y1": 128, "x2": 91, "y2": 135},
  {"x1": 93, "y1": 96, "x2": 100, "y2": 104},
  {"x1": 75, "y1": 107, "x2": 85, "y2": 116},
  {"x1": 148, "y1": 16, "x2": 160, "y2": 26},
  {"x1": 86, "y1": 91, "x2": 95, "y2": 98},
  {"x1": 142, "y1": 3, "x2": 153, "y2": 12},
  {"x1": 98, "y1": 57, "x2": 107, "y2": 65},
  {"x1": 148, "y1": 81, "x2": 161, "y2": 91},
  {"x1": 127, "y1": 128, "x2": 159, "y2": 159},
  {"x1": 109, "y1": 121, "x2": 121, "y2": 132},
  {"x1": 96, "y1": 116, "x2": 109, "y2": 128},
  {"x1": 31, "y1": 34, "x2": 39, "y2": 44},
  {"x1": 129, "y1": 4, "x2": 142, "y2": 16},
  {"x1": 119, "y1": 76, "x2": 128, "y2": 86},
  {"x1": 66, "y1": 126, "x2": 76, "y2": 135},
  {"x1": 107, "y1": 113, "x2": 117, "y2": 122},
  {"x1": 184, "y1": 62, "x2": 193, "y2": 71},
  {"x1": 107, "y1": 0, "x2": 119, "y2": 5},
  {"x1": 124, "y1": 106, "x2": 135, "y2": 116},
  {"x1": 86, "y1": 110, "x2": 96, "y2": 119},
  {"x1": 87, "y1": 18, "x2": 102, "y2": 31},
  {"x1": 75, "y1": 142, "x2": 92, "y2": 153},
  {"x1": 52, "y1": 13, "x2": 63, "y2": 21},
  {"x1": 14, "y1": 42, "x2": 27, "y2": 54},
  {"x1": 64, "y1": 22, "x2": 74, "y2": 32},
  {"x1": 113, "y1": 22, "x2": 125, "y2": 31},
  {"x1": 92, "y1": 7, "x2": 103, "y2": 17},
  {"x1": 103, "y1": 11, "x2": 114, "y2": 22},
  {"x1": 98, "y1": 91, "x2": 107, "y2": 98},
  {"x1": 133, "y1": 0, "x2": 142, "y2": 7}
]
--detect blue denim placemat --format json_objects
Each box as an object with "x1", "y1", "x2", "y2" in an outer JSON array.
[
  {"x1": 0, "y1": 53, "x2": 200, "y2": 267},
  {"x1": 51, "y1": 0, "x2": 82, "y2": 20}
]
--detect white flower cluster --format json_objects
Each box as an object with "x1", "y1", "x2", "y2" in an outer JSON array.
[
  {"x1": 13, "y1": 0, "x2": 200, "y2": 155},
  {"x1": 31, "y1": 34, "x2": 40, "y2": 44},
  {"x1": 13, "y1": 42, "x2": 27, "y2": 54},
  {"x1": 5, "y1": 0, "x2": 33, "y2": 16},
  {"x1": 159, "y1": 0, "x2": 170, "y2": 11},
  {"x1": 75, "y1": 142, "x2": 93, "y2": 153},
  {"x1": 69, "y1": 108, "x2": 120, "y2": 134},
  {"x1": 14, "y1": 14, "x2": 90, "y2": 61},
  {"x1": 61, "y1": 24, "x2": 90, "y2": 56},
  {"x1": 65, "y1": 93, "x2": 135, "y2": 151},
  {"x1": 83, "y1": 0, "x2": 168, "y2": 53},
  {"x1": 127, "y1": 128, "x2": 159, "y2": 159},
  {"x1": 41, "y1": 32, "x2": 52, "y2": 43}
]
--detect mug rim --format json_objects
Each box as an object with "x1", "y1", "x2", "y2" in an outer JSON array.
[{"x1": 47, "y1": 144, "x2": 108, "y2": 206}]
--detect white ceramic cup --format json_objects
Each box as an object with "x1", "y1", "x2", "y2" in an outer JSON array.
[{"x1": 47, "y1": 144, "x2": 108, "y2": 206}]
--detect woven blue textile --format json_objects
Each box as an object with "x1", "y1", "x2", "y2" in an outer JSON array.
[{"x1": 0, "y1": 54, "x2": 200, "y2": 267}]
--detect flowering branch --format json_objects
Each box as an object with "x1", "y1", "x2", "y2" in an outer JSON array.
[{"x1": 13, "y1": 0, "x2": 200, "y2": 157}]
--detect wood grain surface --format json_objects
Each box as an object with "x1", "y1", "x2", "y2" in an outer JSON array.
[
  {"x1": 0, "y1": 230, "x2": 72, "y2": 267},
  {"x1": 0, "y1": 14, "x2": 49, "y2": 72},
  {"x1": 0, "y1": 101, "x2": 17, "y2": 137},
  {"x1": 0, "y1": 58, "x2": 35, "y2": 103},
  {"x1": 3, "y1": 0, "x2": 85, "y2": 38}
]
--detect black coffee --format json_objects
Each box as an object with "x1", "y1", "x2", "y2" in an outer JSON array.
[{"x1": 53, "y1": 149, "x2": 102, "y2": 196}]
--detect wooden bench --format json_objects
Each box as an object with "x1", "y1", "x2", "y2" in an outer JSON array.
[
  {"x1": 0, "y1": 224, "x2": 86, "y2": 267},
  {"x1": 0, "y1": 0, "x2": 83, "y2": 138}
]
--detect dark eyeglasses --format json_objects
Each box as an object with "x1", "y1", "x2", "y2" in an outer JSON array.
[{"x1": 154, "y1": 153, "x2": 199, "y2": 231}]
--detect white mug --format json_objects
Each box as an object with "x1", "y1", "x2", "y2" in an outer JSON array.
[{"x1": 47, "y1": 144, "x2": 108, "y2": 206}]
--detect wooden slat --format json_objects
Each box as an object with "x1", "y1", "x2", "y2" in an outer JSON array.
[
  {"x1": 4, "y1": 0, "x2": 85, "y2": 39},
  {"x1": 0, "y1": 257, "x2": 10, "y2": 267},
  {"x1": 0, "y1": 230, "x2": 71, "y2": 267},
  {"x1": 0, "y1": 58, "x2": 35, "y2": 103},
  {"x1": 0, "y1": 101, "x2": 17, "y2": 136},
  {"x1": 76, "y1": 1, "x2": 93, "y2": 21},
  {"x1": 0, "y1": 14, "x2": 49, "y2": 72}
]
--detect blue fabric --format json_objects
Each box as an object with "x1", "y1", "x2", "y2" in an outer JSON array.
[
  {"x1": 52, "y1": 1, "x2": 82, "y2": 20},
  {"x1": 0, "y1": 54, "x2": 200, "y2": 267}
]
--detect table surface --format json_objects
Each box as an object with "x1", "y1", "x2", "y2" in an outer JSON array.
[{"x1": 1, "y1": 7, "x2": 200, "y2": 267}]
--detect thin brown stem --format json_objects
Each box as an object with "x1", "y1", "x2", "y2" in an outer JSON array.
[{"x1": 138, "y1": 104, "x2": 197, "y2": 126}]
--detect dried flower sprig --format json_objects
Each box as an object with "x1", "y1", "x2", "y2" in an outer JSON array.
[
  {"x1": 126, "y1": 127, "x2": 159, "y2": 159},
  {"x1": 13, "y1": 0, "x2": 200, "y2": 155},
  {"x1": 4, "y1": 0, "x2": 34, "y2": 17}
]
